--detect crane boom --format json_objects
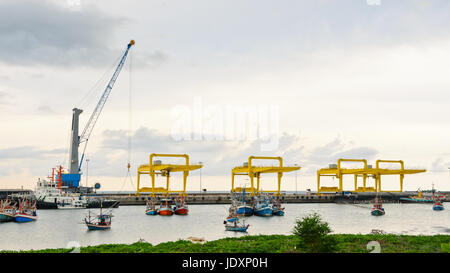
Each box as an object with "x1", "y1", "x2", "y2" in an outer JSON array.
[{"x1": 68, "y1": 40, "x2": 134, "y2": 176}]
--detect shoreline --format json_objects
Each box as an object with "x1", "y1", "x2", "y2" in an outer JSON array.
[{"x1": 4, "y1": 234, "x2": 450, "y2": 253}]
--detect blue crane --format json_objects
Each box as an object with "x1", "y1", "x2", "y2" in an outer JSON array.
[{"x1": 64, "y1": 40, "x2": 134, "y2": 188}]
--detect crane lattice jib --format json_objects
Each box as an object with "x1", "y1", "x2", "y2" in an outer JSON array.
[{"x1": 78, "y1": 40, "x2": 134, "y2": 170}]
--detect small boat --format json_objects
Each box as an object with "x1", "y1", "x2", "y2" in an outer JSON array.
[
  {"x1": 253, "y1": 195, "x2": 273, "y2": 217},
  {"x1": 224, "y1": 217, "x2": 249, "y2": 232},
  {"x1": 173, "y1": 195, "x2": 189, "y2": 215},
  {"x1": 159, "y1": 198, "x2": 174, "y2": 216},
  {"x1": 236, "y1": 188, "x2": 253, "y2": 216},
  {"x1": 0, "y1": 199, "x2": 17, "y2": 223},
  {"x1": 371, "y1": 196, "x2": 385, "y2": 216},
  {"x1": 84, "y1": 205, "x2": 112, "y2": 230},
  {"x1": 145, "y1": 199, "x2": 158, "y2": 215},
  {"x1": 272, "y1": 198, "x2": 285, "y2": 216},
  {"x1": 226, "y1": 205, "x2": 239, "y2": 222},
  {"x1": 433, "y1": 200, "x2": 444, "y2": 211},
  {"x1": 431, "y1": 185, "x2": 444, "y2": 211},
  {"x1": 236, "y1": 204, "x2": 254, "y2": 216},
  {"x1": 15, "y1": 199, "x2": 38, "y2": 222}
]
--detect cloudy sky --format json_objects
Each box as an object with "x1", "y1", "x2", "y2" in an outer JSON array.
[{"x1": 1, "y1": 0, "x2": 449, "y2": 192}]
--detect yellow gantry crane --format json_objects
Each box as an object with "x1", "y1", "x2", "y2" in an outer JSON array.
[
  {"x1": 136, "y1": 153, "x2": 203, "y2": 196},
  {"x1": 316, "y1": 158, "x2": 426, "y2": 193},
  {"x1": 231, "y1": 156, "x2": 301, "y2": 196}
]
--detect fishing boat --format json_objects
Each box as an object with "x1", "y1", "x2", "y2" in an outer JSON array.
[
  {"x1": 145, "y1": 199, "x2": 158, "y2": 215},
  {"x1": 371, "y1": 196, "x2": 385, "y2": 216},
  {"x1": 431, "y1": 185, "x2": 445, "y2": 211},
  {"x1": 224, "y1": 216, "x2": 250, "y2": 232},
  {"x1": 84, "y1": 205, "x2": 113, "y2": 230},
  {"x1": 159, "y1": 198, "x2": 174, "y2": 216},
  {"x1": 173, "y1": 195, "x2": 189, "y2": 215},
  {"x1": 226, "y1": 205, "x2": 239, "y2": 222},
  {"x1": 433, "y1": 200, "x2": 444, "y2": 211},
  {"x1": 15, "y1": 199, "x2": 38, "y2": 222},
  {"x1": 236, "y1": 188, "x2": 253, "y2": 216},
  {"x1": 272, "y1": 197, "x2": 285, "y2": 216},
  {"x1": 253, "y1": 195, "x2": 273, "y2": 217},
  {"x1": 399, "y1": 189, "x2": 435, "y2": 203},
  {"x1": 0, "y1": 198, "x2": 17, "y2": 222}
]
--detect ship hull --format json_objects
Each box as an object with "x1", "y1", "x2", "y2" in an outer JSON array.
[
  {"x1": 371, "y1": 209, "x2": 385, "y2": 216},
  {"x1": 86, "y1": 224, "x2": 111, "y2": 230},
  {"x1": 159, "y1": 207, "x2": 173, "y2": 216},
  {"x1": 254, "y1": 207, "x2": 273, "y2": 217},
  {"x1": 225, "y1": 225, "x2": 249, "y2": 232},
  {"x1": 0, "y1": 213, "x2": 15, "y2": 222},
  {"x1": 236, "y1": 205, "x2": 253, "y2": 216},
  {"x1": 15, "y1": 214, "x2": 38, "y2": 222},
  {"x1": 145, "y1": 210, "x2": 157, "y2": 215},
  {"x1": 174, "y1": 207, "x2": 188, "y2": 215},
  {"x1": 273, "y1": 209, "x2": 285, "y2": 216}
]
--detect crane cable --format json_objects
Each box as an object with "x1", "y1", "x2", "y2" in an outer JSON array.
[{"x1": 121, "y1": 46, "x2": 135, "y2": 191}]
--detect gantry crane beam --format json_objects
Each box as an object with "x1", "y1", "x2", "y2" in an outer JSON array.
[
  {"x1": 136, "y1": 153, "x2": 202, "y2": 196},
  {"x1": 231, "y1": 156, "x2": 300, "y2": 196},
  {"x1": 317, "y1": 158, "x2": 426, "y2": 193}
]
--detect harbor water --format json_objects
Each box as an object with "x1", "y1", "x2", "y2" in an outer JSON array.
[{"x1": 0, "y1": 203, "x2": 449, "y2": 251}]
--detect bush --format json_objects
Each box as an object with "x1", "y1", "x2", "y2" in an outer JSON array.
[
  {"x1": 442, "y1": 242, "x2": 450, "y2": 253},
  {"x1": 292, "y1": 212, "x2": 338, "y2": 253}
]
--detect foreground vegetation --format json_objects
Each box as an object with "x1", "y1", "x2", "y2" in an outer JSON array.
[
  {"x1": 4, "y1": 234, "x2": 450, "y2": 253},
  {"x1": 4, "y1": 213, "x2": 450, "y2": 253}
]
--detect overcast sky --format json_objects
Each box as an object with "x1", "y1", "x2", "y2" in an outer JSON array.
[{"x1": 0, "y1": 0, "x2": 449, "y2": 192}]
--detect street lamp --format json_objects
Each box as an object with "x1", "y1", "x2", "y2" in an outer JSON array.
[
  {"x1": 199, "y1": 162, "x2": 203, "y2": 193},
  {"x1": 294, "y1": 164, "x2": 298, "y2": 194},
  {"x1": 86, "y1": 158, "x2": 90, "y2": 187}
]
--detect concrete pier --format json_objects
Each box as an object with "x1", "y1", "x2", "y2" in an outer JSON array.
[{"x1": 89, "y1": 191, "x2": 450, "y2": 205}]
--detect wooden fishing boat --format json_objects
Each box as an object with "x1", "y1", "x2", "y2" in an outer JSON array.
[
  {"x1": 236, "y1": 188, "x2": 253, "y2": 216},
  {"x1": 431, "y1": 185, "x2": 444, "y2": 211},
  {"x1": 225, "y1": 217, "x2": 249, "y2": 232},
  {"x1": 84, "y1": 205, "x2": 113, "y2": 230},
  {"x1": 371, "y1": 196, "x2": 385, "y2": 216},
  {"x1": 0, "y1": 199, "x2": 17, "y2": 222},
  {"x1": 253, "y1": 195, "x2": 273, "y2": 217},
  {"x1": 145, "y1": 199, "x2": 158, "y2": 215},
  {"x1": 159, "y1": 198, "x2": 174, "y2": 216},
  {"x1": 15, "y1": 199, "x2": 38, "y2": 222},
  {"x1": 173, "y1": 195, "x2": 188, "y2": 215},
  {"x1": 433, "y1": 200, "x2": 444, "y2": 211},
  {"x1": 272, "y1": 198, "x2": 285, "y2": 216}
]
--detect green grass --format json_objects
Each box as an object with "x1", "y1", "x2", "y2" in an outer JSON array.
[{"x1": 3, "y1": 234, "x2": 450, "y2": 253}]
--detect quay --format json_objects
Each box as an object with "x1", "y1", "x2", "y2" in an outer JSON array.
[
  {"x1": 1, "y1": 189, "x2": 448, "y2": 207},
  {"x1": 90, "y1": 191, "x2": 450, "y2": 206}
]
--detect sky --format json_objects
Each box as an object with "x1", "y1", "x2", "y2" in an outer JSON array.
[{"x1": 0, "y1": 0, "x2": 450, "y2": 192}]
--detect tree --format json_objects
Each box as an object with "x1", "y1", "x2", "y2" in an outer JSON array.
[{"x1": 292, "y1": 212, "x2": 338, "y2": 253}]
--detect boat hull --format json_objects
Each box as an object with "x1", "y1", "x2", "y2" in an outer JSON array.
[
  {"x1": 145, "y1": 210, "x2": 158, "y2": 215},
  {"x1": 86, "y1": 224, "x2": 111, "y2": 230},
  {"x1": 174, "y1": 207, "x2": 188, "y2": 215},
  {"x1": 236, "y1": 205, "x2": 253, "y2": 216},
  {"x1": 399, "y1": 197, "x2": 433, "y2": 203},
  {"x1": 159, "y1": 207, "x2": 174, "y2": 216},
  {"x1": 15, "y1": 214, "x2": 38, "y2": 222},
  {"x1": 0, "y1": 213, "x2": 15, "y2": 222},
  {"x1": 273, "y1": 209, "x2": 284, "y2": 216},
  {"x1": 433, "y1": 205, "x2": 444, "y2": 211},
  {"x1": 254, "y1": 207, "x2": 273, "y2": 217},
  {"x1": 225, "y1": 225, "x2": 249, "y2": 232},
  {"x1": 371, "y1": 209, "x2": 385, "y2": 216}
]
